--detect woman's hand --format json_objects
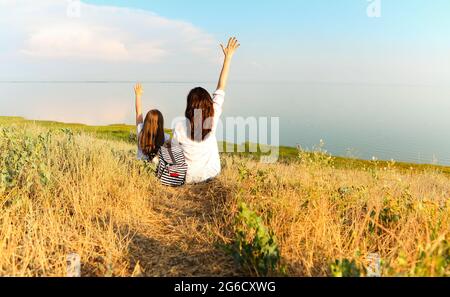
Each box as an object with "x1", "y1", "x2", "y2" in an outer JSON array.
[
  {"x1": 134, "y1": 83, "x2": 144, "y2": 98},
  {"x1": 220, "y1": 37, "x2": 240, "y2": 60},
  {"x1": 217, "y1": 37, "x2": 240, "y2": 91}
]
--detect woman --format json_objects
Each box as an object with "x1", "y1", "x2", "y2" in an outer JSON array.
[
  {"x1": 134, "y1": 83, "x2": 170, "y2": 163},
  {"x1": 173, "y1": 37, "x2": 240, "y2": 184}
]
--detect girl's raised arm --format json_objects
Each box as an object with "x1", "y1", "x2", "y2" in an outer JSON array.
[
  {"x1": 217, "y1": 37, "x2": 240, "y2": 91},
  {"x1": 134, "y1": 83, "x2": 144, "y2": 125}
]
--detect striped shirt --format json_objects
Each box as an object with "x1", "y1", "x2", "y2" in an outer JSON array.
[{"x1": 157, "y1": 144, "x2": 187, "y2": 187}]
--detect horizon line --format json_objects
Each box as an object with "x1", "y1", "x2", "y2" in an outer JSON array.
[{"x1": 0, "y1": 80, "x2": 448, "y2": 88}]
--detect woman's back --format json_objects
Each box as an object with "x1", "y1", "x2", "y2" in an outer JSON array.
[{"x1": 173, "y1": 90, "x2": 225, "y2": 184}]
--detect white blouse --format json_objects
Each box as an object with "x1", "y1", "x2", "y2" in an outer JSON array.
[{"x1": 173, "y1": 89, "x2": 225, "y2": 184}]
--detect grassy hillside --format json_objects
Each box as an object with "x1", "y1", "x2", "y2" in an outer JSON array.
[
  {"x1": 0, "y1": 116, "x2": 139, "y2": 143},
  {"x1": 0, "y1": 118, "x2": 449, "y2": 276}
]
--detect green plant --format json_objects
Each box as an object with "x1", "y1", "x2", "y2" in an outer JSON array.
[
  {"x1": 414, "y1": 240, "x2": 449, "y2": 276},
  {"x1": 129, "y1": 131, "x2": 137, "y2": 143},
  {"x1": 330, "y1": 259, "x2": 362, "y2": 277},
  {"x1": 250, "y1": 169, "x2": 273, "y2": 194},
  {"x1": 368, "y1": 196, "x2": 402, "y2": 234},
  {"x1": 369, "y1": 157, "x2": 380, "y2": 179},
  {"x1": 0, "y1": 127, "x2": 52, "y2": 192},
  {"x1": 394, "y1": 240, "x2": 450, "y2": 277},
  {"x1": 237, "y1": 163, "x2": 251, "y2": 181},
  {"x1": 60, "y1": 128, "x2": 74, "y2": 141},
  {"x1": 297, "y1": 140, "x2": 334, "y2": 168},
  {"x1": 226, "y1": 202, "x2": 281, "y2": 276}
]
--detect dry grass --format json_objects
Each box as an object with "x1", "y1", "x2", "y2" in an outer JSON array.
[{"x1": 0, "y1": 124, "x2": 449, "y2": 276}]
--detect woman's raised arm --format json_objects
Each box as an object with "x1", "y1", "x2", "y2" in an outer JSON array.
[
  {"x1": 134, "y1": 83, "x2": 144, "y2": 125},
  {"x1": 217, "y1": 37, "x2": 240, "y2": 91}
]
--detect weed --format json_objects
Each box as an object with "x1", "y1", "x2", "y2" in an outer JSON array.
[
  {"x1": 226, "y1": 202, "x2": 281, "y2": 276},
  {"x1": 297, "y1": 140, "x2": 334, "y2": 168},
  {"x1": 330, "y1": 259, "x2": 362, "y2": 277}
]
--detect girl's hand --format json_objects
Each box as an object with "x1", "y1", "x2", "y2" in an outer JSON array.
[
  {"x1": 134, "y1": 83, "x2": 143, "y2": 97},
  {"x1": 135, "y1": 83, "x2": 144, "y2": 125},
  {"x1": 220, "y1": 37, "x2": 240, "y2": 60}
]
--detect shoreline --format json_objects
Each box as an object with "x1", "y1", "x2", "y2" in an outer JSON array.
[{"x1": 1, "y1": 115, "x2": 449, "y2": 173}]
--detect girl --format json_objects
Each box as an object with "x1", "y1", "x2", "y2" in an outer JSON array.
[
  {"x1": 134, "y1": 83, "x2": 170, "y2": 163},
  {"x1": 135, "y1": 83, "x2": 187, "y2": 187},
  {"x1": 173, "y1": 37, "x2": 240, "y2": 184}
]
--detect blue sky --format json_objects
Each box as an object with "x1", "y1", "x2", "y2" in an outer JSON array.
[
  {"x1": 1, "y1": 0, "x2": 449, "y2": 84},
  {"x1": 85, "y1": 0, "x2": 450, "y2": 45}
]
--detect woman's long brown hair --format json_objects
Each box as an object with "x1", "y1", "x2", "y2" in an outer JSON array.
[
  {"x1": 139, "y1": 110, "x2": 165, "y2": 160},
  {"x1": 185, "y1": 87, "x2": 215, "y2": 142}
]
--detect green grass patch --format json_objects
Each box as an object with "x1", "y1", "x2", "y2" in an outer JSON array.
[{"x1": 2, "y1": 116, "x2": 449, "y2": 175}]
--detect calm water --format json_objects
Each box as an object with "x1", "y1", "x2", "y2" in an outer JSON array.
[{"x1": 1, "y1": 82, "x2": 449, "y2": 165}]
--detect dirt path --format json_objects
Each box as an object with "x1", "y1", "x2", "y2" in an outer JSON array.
[{"x1": 126, "y1": 180, "x2": 242, "y2": 276}]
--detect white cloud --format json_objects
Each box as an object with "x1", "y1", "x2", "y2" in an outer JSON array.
[
  {"x1": 20, "y1": 23, "x2": 168, "y2": 62},
  {"x1": 0, "y1": 0, "x2": 216, "y2": 64}
]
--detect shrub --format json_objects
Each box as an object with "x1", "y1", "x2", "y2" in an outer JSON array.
[
  {"x1": 297, "y1": 140, "x2": 334, "y2": 168},
  {"x1": 330, "y1": 259, "x2": 362, "y2": 277},
  {"x1": 0, "y1": 127, "x2": 52, "y2": 192},
  {"x1": 226, "y1": 202, "x2": 281, "y2": 276},
  {"x1": 392, "y1": 240, "x2": 449, "y2": 276}
]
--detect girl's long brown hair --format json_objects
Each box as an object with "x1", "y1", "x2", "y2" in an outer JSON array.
[
  {"x1": 139, "y1": 110, "x2": 165, "y2": 160},
  {"x1": 185, "y1": 87, "x2": 215, "y2": 142}
]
